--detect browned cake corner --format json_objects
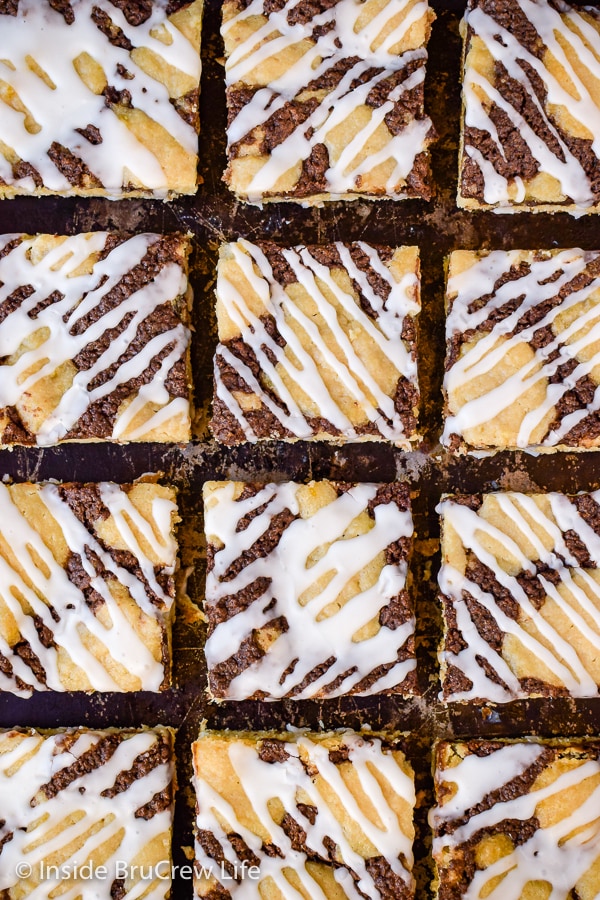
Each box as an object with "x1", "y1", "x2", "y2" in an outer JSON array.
[
  {"x1": 0, "y1": 232, "x2": 192, "y2": 446},
  {"x1": 0, "y1": 0, "x2": 203, "y2": 199},
  {"x1": 0, "y1": 727, "x2": 176, "y2": 897},
  {"x1": 0, "y1": 480, "x2": 180, "y2": 695},
  {"x1": 222, "y1": 0, "x2": 436, "y2": 204},
  {"x1": 193, "y1": 730, "x2": 415, "y2": 899},
  {"x1": 442, "y1": 248, "x2": 600, "y2": 452},
  {"x1": 202, "y1": 479, "x2": 416, "y2": 701},
  {"x1": 458, "y1": 0, "x2": 600, "y2": 212},
  {"x1": 212, "y1": 239, "x2": 421, "y2": 445},
  {"x1": 431, "y1": 739, "x2": 600, "y2": 900},
  {"x1": 438, "y1": 490, "x2": 600, "y2": 702}
]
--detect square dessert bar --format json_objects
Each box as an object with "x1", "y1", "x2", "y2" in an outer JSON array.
[
  {"x1": 193, "y1": 730, "x2": 415, "y2": 900},
  {"x1": 442, "y1": 248, "x2": 600, "y2": 452},
  {"x1": 0, "y1": 0, "x2": 202, "y2": 199},
  {"x1": 458, "y1": 0, "x2": 600, "y2": 212},
  {"x1": 0, "y1": 727, "x2": 175, "y2": 899},
  {"x1": 0, "y1": 232, "x2": 192, "y2": 446},
  {"x1": 222, "y1": 0, "x2": 436, "y2": 204},
  {"x1": 432, "y1": 740, "x2": 600, "y2": 900},
  {"x1": 203, "y1": 479, "x2": 416, "y2": 700},
  {"x1": 438, "y1": 490, "x2": 600, "y2": 702},
  {"x1": 0, "y1": 480, "x2": 179, "y2": 695},
  {"x1": 212, "y1": 240, "x2": 420, "y2": 446}
]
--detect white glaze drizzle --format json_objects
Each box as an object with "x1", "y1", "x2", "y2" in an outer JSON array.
[
  {"x1": 204, "y1": 481, "x2": 415, "y2": 699},
  {"x1": 442, "y1": 249, "x2": 600, "y2": 449},
  {"x1": 439, "y1": 491, "x2": 600, "y2": 701},
  {"x1": 223, "y1": 0, "x2": 434, "y2": 201},
  {"x1": 214, "y1": 239, "x2": 419, "y2": 443},
  {"x1": 432, "y1": 741, "x2": 600, "y2": 900},
  {"x1": 461, "y1": 0, "x2": 600, "y2": 208},
  {"x1": 0, "y1": 0, "x2": 201, "y2": 197},
  {"x1": 0, "y1": 481, "x2": 177, "y2": 696},
  {"x1": 194, "y1": 731, "x2": 415, "y2": 899},
  {"x1": 0, "y1": 232, "x2": 190, "y2": 446},
  {"x1": 0, "y1": 728, "x2": 174, "y2": 900}
]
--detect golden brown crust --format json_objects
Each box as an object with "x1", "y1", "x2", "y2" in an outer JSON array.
[
  {"x1": 432, "y1": 739, "x2": 600, "y2": 900},
  {"x1": 0, "y1": 1, "x2": 203, "y2": 199},
  {"x1": 438, "y1": 490, "x2": 600, "y2": 701},
  {"x1": 193, "y1": 730, "x2": 415, "y2": 900},
  {"x1": 202, "y1": 479, "x2": 416, "y2": 700},
  {"x1": 443, "y1": 248, "x2": 600, "y2": 452},
  {"x1": 0, "y1": 726, "x2": 176, "y2": 899},
  {"x1": 212, "y1": 240, "x2": 421, "y2": 445},
  {"x1": 0, "y1": 232, "x2": 192, "y2": 446},
  {"x1": 458, "y1": 0, "x2": 600, "y2": 212},
  {"x1": 0, "y1": 480, "x2": 179, "y2": 695},
  {"x1": 222, "y1": 0, "x2": 436, "y2": 204}
]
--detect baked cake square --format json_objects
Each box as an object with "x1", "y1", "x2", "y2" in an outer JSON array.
[
  {"x1": 0, "y1": 480, "x2": 179, "y2": 696},
  {"x1": 193, "y1": 730, "x2": 415, "y2": 900},
  {"x1": 0, "y1": 727, "x2": 175, "y2": 899},
  {"x1": 0, "y1": 0, "x2": 202, "y2": 199},
  {"x1": 458, "y1": 0, "x2": 600, "y2": 212},
  {"x1": 438, "y1": 490, "x2": 600, "y2": 702},
  {"x1": 222, "y1": 0, "x2": 436, "y2": 204},
  {"x1": 442, "y1": 248, "x2": 600, "y2": 452},
  {"x1": 212, "y1": 240, "x2": 420, "y2": 446},
  {"x1": 203, "y1": 479, "x2": 415, "y2": 700},
  {"x1": 0, "y1": 232, "x2": 192, "y2": 446},
  {"x1": 431, "y1": 740, "x2": 600, "y2": 900}
]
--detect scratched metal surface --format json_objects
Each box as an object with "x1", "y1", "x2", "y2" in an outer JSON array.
[{"x1": 1, "y1": 0, "x2": 600, "y2": 896}]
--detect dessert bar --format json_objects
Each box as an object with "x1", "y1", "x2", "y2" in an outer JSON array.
[
  {"x1": 431, "y1": 739, "x2": 600, "y2": 900},
  {"x1": 438, "y1": 490, "x2": 600, "y2": 702},
  {"x1": 0, "y1": 480, "x2": 179, "y2": 696},
  {"x1": 222, "y1": 0, "x2": 436, "y2": 204},
  {"x1": 193, "y1": 730, "x2": 415, "y2": 900},
  {"x1": 458, "y1": 0, "x2": 600, "y2": 212},
  {"x1": 212, "y1": 239, "x2": 420, "y2": 445},
  {"x1": 442, "y1": 248, "x2": 600, "y2": 452},
  {"x1": 0, "y1": 231, "x2": 192, "y2": 446},
  {"x1": 0, "y1": 726, "x2": 175, "y2": 899},
  {"x1": 203, "y1": 479, "x2": 416, "y2": 700},
  {"x1": 0, "y1": 0, "x2": 203, "y2": 199}
]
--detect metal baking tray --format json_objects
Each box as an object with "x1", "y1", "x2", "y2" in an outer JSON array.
[{"x1": 1, "y1": 0, "x2": 600, "y2": 895}]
